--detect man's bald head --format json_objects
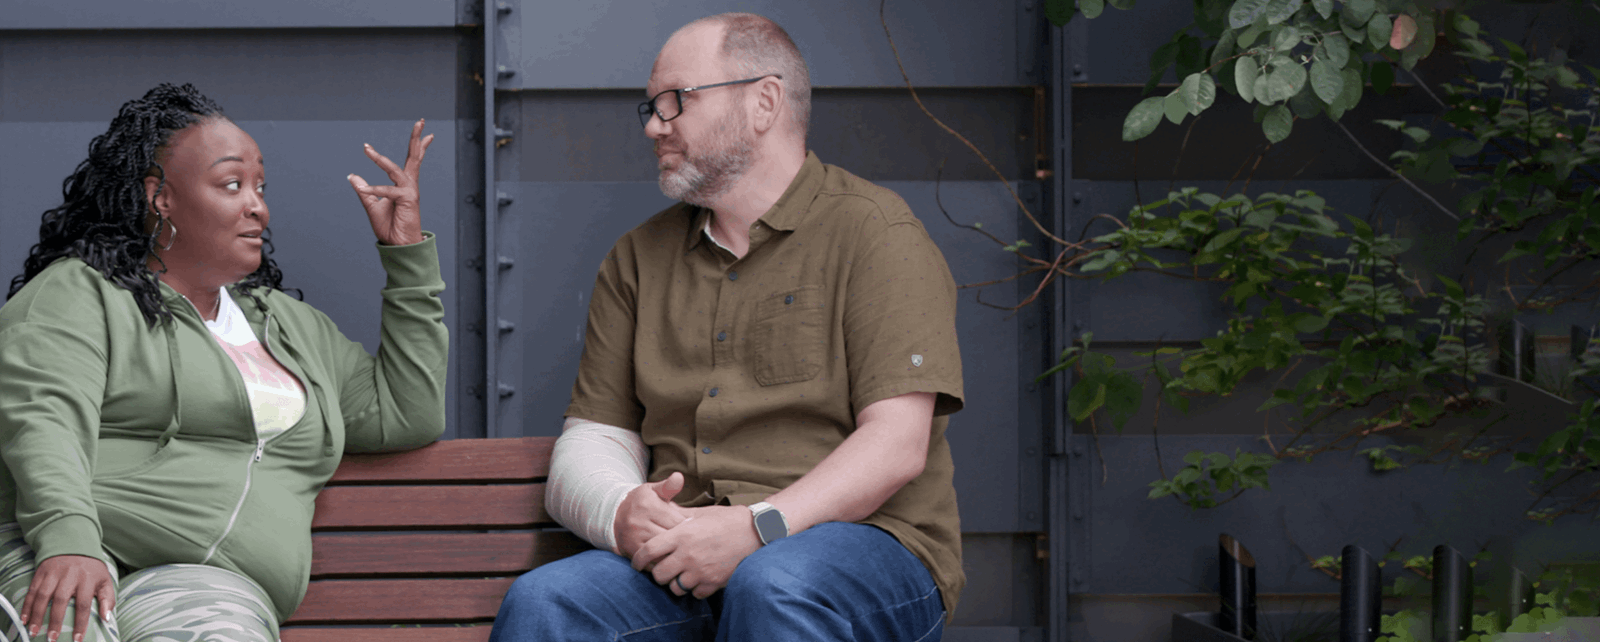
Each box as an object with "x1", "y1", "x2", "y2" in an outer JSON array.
[{"x1": 665, "y1": 13, "x2": 812, "y2": 143}]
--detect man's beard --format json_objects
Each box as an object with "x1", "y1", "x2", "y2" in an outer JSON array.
[{"x1": 658, "y1": 109, "x2": 754, "y2": 206}]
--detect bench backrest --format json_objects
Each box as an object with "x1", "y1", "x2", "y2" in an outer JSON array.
[{"x1": 280, "y1": 436, "x2": 589, "y2": 641}]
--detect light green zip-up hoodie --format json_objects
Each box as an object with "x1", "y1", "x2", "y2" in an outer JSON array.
[{"x1": 0, "y1": 235, "x2": 448, "y2": 623}]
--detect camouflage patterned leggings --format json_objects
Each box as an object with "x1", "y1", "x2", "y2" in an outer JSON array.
[{"x1": 0, "y1": 524, "x2": 278, "y2": 642}]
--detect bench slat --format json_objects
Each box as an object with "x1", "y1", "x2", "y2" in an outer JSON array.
[
  {"x1": 312, "y1": 485, "x2": 553, "y2": 530},
  {"x1": 330, "y1": 437, "x2": 554, "y2": 484},
  {"x1": 281, "y1": 627, "x2": 490, "y2": 642},
  {"x1": 310, "y1": 531, "x2": 591, "y2": 577},
  {"x1": 286, "y1": 578, "x2": 514, "y2": 624}
]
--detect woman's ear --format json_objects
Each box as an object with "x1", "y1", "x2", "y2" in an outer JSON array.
[{"x1": 143, "y1": 174, "x2": 167, "y2": 222}]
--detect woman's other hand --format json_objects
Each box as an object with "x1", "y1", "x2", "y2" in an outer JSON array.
[
  {"x1": 22, "y1": 554, "x2": 113, "y2": 642},
  {"x1": 347, "y1": 119, "x2": 433, "y2": 246}
]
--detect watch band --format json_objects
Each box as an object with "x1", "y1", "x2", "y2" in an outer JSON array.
[{"x1": 749, "y1": 501, "x2": 789, "y2": 545}]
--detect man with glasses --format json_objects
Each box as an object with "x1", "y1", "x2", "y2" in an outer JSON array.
[{"x1": 489, "y1": 12, "x2": 964, "y2": 641}]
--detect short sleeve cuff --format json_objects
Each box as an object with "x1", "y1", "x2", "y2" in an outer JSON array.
[
  {"x1": 853, "y1": 379, "x2": 965, "y2": 418},
  {"x1": 375, "y1": 231, "x2": 444, "y2": 290},
  {"x1": 32, "y1": 514, "x2": 103, "y2": 562}
]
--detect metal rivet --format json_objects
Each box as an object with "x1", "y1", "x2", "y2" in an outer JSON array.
[
  {"x1": 728, "y1": 271, "x2": 739, "y2": 281},
  {"x1": 708, "y1": 388, "x2": 719, "y2": 397},
  {"x1": 701, "y1": 447, "x2": 712, "y2": 454},
  {"x1": 784, "y1": 295, "x2": 794, "y2": 304},
  {"x1": 717, "y1": 331, "x2": 727, "y2": 341}
]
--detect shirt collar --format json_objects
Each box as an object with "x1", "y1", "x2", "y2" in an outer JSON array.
[{"x1": 684, "y1": 150, "x2": 826, "y2": 251}]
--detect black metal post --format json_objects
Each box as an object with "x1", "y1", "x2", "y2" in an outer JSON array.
[
  {"x1": 1219, "y1": 534, "x2": 1258, "y2": 640},
  {"x1": 1431, "y1": 546, "x2": 1473, "y2": 642},
  {"x1": 1506, "y1": 565, "x2": 1534, "y2": 626},
  {"x1": 1340, "y1": 545, "x2": 1383, "y2": 642}
]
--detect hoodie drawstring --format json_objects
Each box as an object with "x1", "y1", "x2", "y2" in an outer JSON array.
[{"x1": 158, "y1": 320, "x2": 183, "y2": 450}]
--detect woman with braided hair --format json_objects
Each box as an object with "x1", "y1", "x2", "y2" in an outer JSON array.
[{"x1": 0, "y1": 83, "x2": 449, "y2": 642}]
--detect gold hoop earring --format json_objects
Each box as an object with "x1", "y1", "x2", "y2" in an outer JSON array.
[{"x1": 157, "y1": 215, "x2": 178, "y2": 252}]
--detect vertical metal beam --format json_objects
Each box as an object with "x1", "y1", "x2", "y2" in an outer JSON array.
[
  {"x1": 1047, "y1": 14, "x2": 1085, "y2": 642},
  {"x1": 483, "y1": 0, "x2": 502, "y2": 437}
]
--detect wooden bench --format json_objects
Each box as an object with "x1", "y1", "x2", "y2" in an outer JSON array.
[{"x1": 280, "y1": 436, "x2": 590, "y2": 641}]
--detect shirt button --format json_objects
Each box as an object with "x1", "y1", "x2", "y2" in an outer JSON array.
[
  {"x1": 717, "y1": 331, "x2": 727, "y2": 341},
  {"x1": 728, "y1": 271, "x2": 739, "y2": 281},
  {"x1": 785, "y1": 295, "x2": 794, "y2": 304},
  {"x1": 708, "y1": 388, "x2": 719, "y2": 397},
  {"x1": 702, "y1": 447, "x2": 713, "y2": 454}
]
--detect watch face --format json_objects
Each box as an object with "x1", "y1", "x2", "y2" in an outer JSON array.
[{"x1": 755, "y1": 509, "x2": 786, "y2": 541}]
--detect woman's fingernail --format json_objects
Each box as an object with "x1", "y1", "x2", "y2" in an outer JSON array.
[{"x1": 363, "y1": 143, "x2": 372, "y2": 149}]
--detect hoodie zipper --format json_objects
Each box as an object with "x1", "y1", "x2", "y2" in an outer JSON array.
[{"x1": 201, "y1": 312, "x2": 275, "y2": 564}]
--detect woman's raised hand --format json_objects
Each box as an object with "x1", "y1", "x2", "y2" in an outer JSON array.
[{"x1": 347, "y1": 119, "x2": 433, "y2": 246}]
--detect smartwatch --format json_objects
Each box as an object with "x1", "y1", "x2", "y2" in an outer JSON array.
[{"x1": 748, "y1": 501, "x2": 789, "y2": 545}]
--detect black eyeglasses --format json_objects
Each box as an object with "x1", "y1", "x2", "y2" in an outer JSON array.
[{"x1": 637, "y1": 75, "x2": 781, "y2": 129}]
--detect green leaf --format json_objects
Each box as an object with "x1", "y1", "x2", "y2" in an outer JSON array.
[
  {"x1": 1311, "y1": 0, "x2": 1333, "y2": 18},
  {"x1": 1344, "y1": 0, "x2": 1375, "y2": 25},
  {"x1": 1327, "y1": 66, "x2": 1363, "y2": 120},
  {"x1": 1370, "y1": 59, "x2": 1393, "y2": 94},
  {"x1": 1228, "y1": 0, "x2": 1272, "y2": 29},
  {"x1": 1081, "y1": 0, "x2": 1106, "y2": 19},
  {"x1": 1341, "y1": 17, "x2": 1365, "y2": 43},
  {"x1": 1401, "y1": 13, "x2": 1436, "y2": 69},
  {"x1": 1237, "y1": 21, "x2": 1267, "y2": 49},
  {"x1": 1289, "y1": 83, "x2": 1324, "y2": 118},
  {"x1": 1310, "y1": 58, "x2": 1343, "y2": 103},
  {"x1": 1181, "y1": 72, "x2": 1217, "y2": 115},
  {"x1": 1236, "y1": 56, "x2": 1261, "y2": 103},
  {"x1": 1102, "y1": 370, "x2": 1145, "y2": 431},
  {"x1": 1271, "y1": 24, "x2": 1303, "y2": 51},
  {"x1": 1046, "y1": 0, "x2": 1076, "y2": 25},
  {"x1": 1367, "y1": 13, "x2": 1392, "y2": 51},
  {"x1": 1122, "y1": 96, "x2": 1166, "y2": 141},
  {"x1": 1263, "y1": 104, "x2": 1293, "y2": 142},
  {"x1": 1294, "y1": 315, "x2": 1330, "y2": 333},
  {"x1": 1107, "y1": 0, "x2": 1136, "y2": 8},
  {"x1": 1211, "y1": 29, "x2": 1238, "y2": 67},
  {"x1": 1164, "y1": 90, "x2": 1188, "y2": 124},
  {"x1": 1263, "y1": 0, "x2": 1301, "y2": 25},
  {"x1": 1322, "y1": 33, "x2": 1350, "y2": 67},
  {"x1": 1068, "y1": 381, "x2": 1107, "y2": 422},
  {"x1": 1265, "y1": 59, "x2": 1306, "y2": 103},
  {"x1": 1203, "y1": 227, "x2": 1246, "y2": 253}
]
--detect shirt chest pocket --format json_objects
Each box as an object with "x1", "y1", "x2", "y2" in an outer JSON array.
[{"x1": 752, "y1": 285, "x2": 827, "y2": 386}]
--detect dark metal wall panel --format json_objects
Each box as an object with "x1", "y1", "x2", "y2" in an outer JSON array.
[
  {"x1": 504, "y1": 0, "x2": 1033, "y2": 89},
  {"x1": 0, "y1": 0, "x2": 458, "y2": 29},
  {"x1": 0, "y1": 30, "x2": 459, "y2": 123},
  {"x1": 1072, "y1": 432, "x2": 1598, "y2": 596},
  {"x1": 505, "y1": 88, "x2": 1038, "y2": 183}
]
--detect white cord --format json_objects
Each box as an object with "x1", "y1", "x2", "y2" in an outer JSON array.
[{"x1": 0, "y1": 592, "x2": 30, "y2": 642}]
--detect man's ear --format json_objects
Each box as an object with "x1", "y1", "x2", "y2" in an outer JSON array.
[{"x1": 750, "y1": 76, "x2": 785, "y2": 134}]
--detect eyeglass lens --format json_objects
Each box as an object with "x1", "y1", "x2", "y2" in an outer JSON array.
[{"x1": 639, "y1": 90, "x2": 683, "y2": 128}]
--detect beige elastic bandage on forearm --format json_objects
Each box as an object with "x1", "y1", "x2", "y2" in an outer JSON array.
[{"x1": 547, "y1": 416, "x2": 648, "y2": 555}]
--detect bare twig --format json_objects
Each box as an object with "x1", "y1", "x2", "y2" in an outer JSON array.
[
  {"x1": 934, "y1": 160, "x2": 1009, "y2": 247},
  {"x1": 1331, "y1": 118, "x2": 1461, "y2": 221},
  {"x1": 879, "y1": 0, "x2": 1067, "y2": 247},
  {"x1": 1402, "y1": 66, "x2": 1447, "y2": 110}
]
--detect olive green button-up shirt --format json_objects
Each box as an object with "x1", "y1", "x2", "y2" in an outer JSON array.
[{"x1": 567, "y1": 151, "x2": 966, "y2": 615}]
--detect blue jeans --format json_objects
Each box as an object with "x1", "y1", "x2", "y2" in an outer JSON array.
[{"x1": 488, "y1": 522, "x2": 945, "y2": 641}]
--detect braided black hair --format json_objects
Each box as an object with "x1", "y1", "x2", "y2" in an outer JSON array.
[{"x1": 6, "y1": 83, "x2": 293, "y2": 327}]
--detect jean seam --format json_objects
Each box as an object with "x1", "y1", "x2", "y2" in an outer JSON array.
[
  {"x1": 615, "y1": 613, "x2": 711, "y2": 641},
  {"x1": 911, "y1": 613, "x2": 946, "y2": 642},
  {"x1": 844, "y1": 583, "x2": 943, "y2": 639}
]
